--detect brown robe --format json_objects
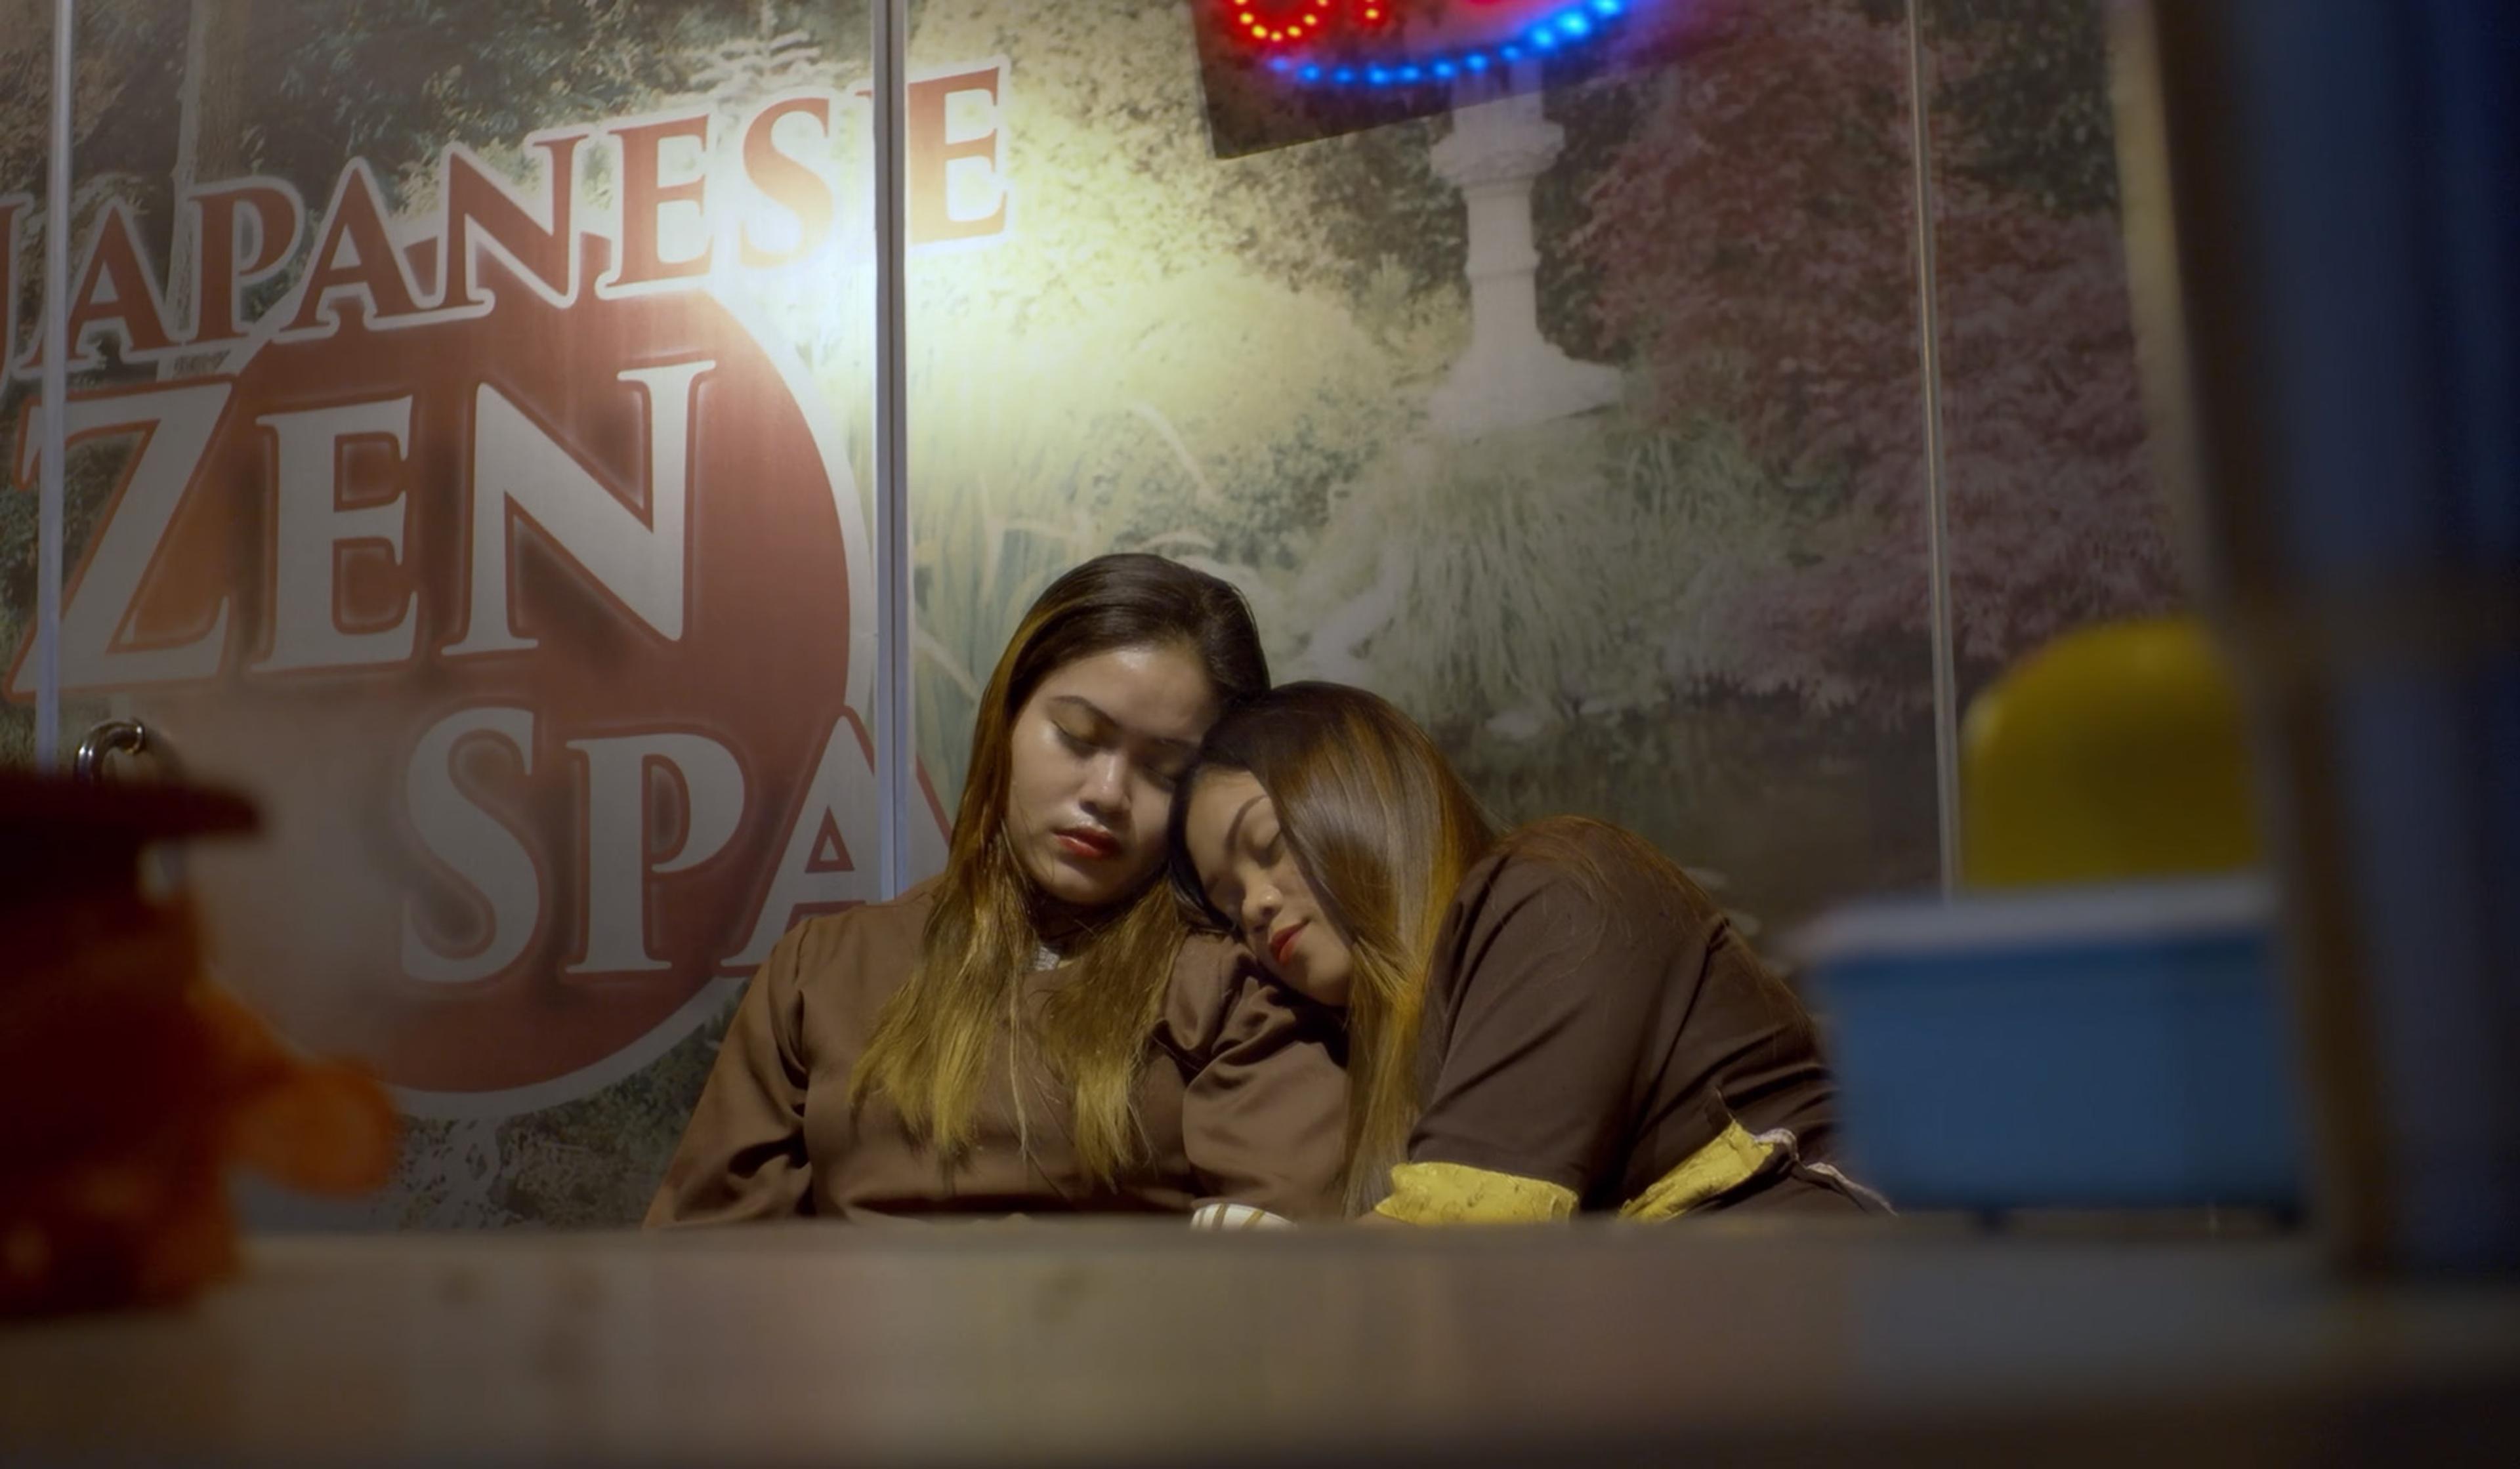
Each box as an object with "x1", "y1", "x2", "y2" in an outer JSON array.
[
  {"x1": 1396, "y1": 819, "x2": 1878, "y2": 1219},
  {"x1": 646, "y1": 884, "x2": 1349, "y2": 1224}
]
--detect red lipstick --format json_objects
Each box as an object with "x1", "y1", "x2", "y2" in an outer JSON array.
[{"x1": 1055, "y1": 826, "x2": 1119, "y2": 860}]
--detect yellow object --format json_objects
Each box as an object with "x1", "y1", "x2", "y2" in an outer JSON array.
[
  {"x1": 1962, "y1": 618, "x2": 2260, "y2": 888},
  {"x1": 1374, "y1": 1162, "x2": 1578, "y2": 1224},
  {"x1": 1371, "y1": 1122, "x2": 1787, "y2": 1226},
  {"x1": 1619, "y1": 1121, "x2": 1780, "y2": 1222}
]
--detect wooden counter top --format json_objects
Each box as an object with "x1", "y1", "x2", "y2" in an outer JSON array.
[{"x1": 5, "y1": 1223, "x2": 2516, "y2": 1466}]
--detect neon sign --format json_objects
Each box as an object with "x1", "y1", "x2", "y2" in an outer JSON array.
[{"x1": 1222, "y1": 0, "x2": 1638, "y2": 87}]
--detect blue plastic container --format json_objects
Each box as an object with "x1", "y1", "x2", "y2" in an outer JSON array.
[{"x1": 1795, "y1": 877, "x2": 2305, "y2": 1212}]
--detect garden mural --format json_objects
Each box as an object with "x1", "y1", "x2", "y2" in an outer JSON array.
[{"x1": 0, "y1": 0, "x2": 2178, "y2": 1226}]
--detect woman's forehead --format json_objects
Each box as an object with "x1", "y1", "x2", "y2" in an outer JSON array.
[
  {"x1": 1188, "y1": 770, "x2": 1272, "y2": 852},
  {"x1": 1032, "y1": 644, "x2": 1217, "y2": 741}
]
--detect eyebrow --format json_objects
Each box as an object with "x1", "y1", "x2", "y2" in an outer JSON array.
[
  {"x1": 1202, "y1": 793, "x2": 1267, "y2": 919},
  {"x1": 1045, "y1": 694, "x2": 1200, "y2": 757}
]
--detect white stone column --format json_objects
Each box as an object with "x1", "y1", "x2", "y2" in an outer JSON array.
[{"x1": 1426, "y1": 73, "x2": 1621, "y2": 440}]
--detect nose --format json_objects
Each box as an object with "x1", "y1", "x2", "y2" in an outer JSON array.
[
  {"x1": 1078, "y1": 751, "x2": 1127, "y2": 820},
  {"x1": 1238, "y1": 882, "x2": 1280, "y2": 946}
]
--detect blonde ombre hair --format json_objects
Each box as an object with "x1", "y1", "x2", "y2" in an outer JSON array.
[
  {"x1": 850, "y1": 554, "x2": 1268, "y2": 1184},
  {"x1": 1174, "y1": 684, "x2": 1714, "y2": 1214},
  {"x1": 1170, "y1": 683, "x2": 1497, "y2": 1214}
]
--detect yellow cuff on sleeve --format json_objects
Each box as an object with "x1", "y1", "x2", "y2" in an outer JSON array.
[
  {"x1": 1372, "y1": 1161, "x2": 1580, "y2": 1225},
  {"x1": 1619, "y1": 1121, "x2": 1783, "y2": 1221}
]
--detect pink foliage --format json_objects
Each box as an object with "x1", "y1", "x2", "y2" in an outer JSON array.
[
  {"x1": 1574, "y1": 0, "x2": 2179, "y2": 707},
  {"x1": 1936, "y1": 198, "x2": 2175, "y2": 667}
]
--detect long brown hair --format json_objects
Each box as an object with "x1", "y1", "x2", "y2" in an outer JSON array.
[
  {"x1": 1175, "y1": 684, "x2": 1722, "y2": 1214},
  {"x1": 851, "y1": 554, "x2": 1268, "y2": 1182},
  {"x1": 1170, "y1": 682, "x2": 1495, "y2": 1214}
]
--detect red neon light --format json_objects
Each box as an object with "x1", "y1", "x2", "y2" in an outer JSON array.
[{"x1": 1223, "y1": 1, "x2": 1575, "y2": 54}]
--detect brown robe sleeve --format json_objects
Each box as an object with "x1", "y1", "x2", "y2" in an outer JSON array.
[
  {"x1": 642, "y1": 921, "x2": 821, "y2": 1227},
  {"x1": 1170, "y1": 941, "x2": 1350, "y2": 1222},
  {"x1": 1405, "y1": 847, "x2": 1688, "y2": 1199}
]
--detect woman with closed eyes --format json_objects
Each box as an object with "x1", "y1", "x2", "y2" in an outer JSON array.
[
  {"x1": 647, "y1": 556, "x2": 1346, "y2": 1225},
  {"x1": 1175, "y1": 682, "x2": 1884, "y2": 1224}
]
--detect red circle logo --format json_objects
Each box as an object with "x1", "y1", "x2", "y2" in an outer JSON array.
[{"x1": 86, "y1": 241, "x2": 898, "y2": 1109}]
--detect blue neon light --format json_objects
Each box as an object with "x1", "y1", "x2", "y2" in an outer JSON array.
[{"x1": 1256, "y1": 3, "x2": 1641, "y2": 92}]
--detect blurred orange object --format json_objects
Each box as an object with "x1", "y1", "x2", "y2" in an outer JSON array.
[{"x1": 0, "y1": 770, "x2": 397, "y2": 1317}]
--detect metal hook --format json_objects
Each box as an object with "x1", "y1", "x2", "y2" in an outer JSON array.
[
  {"x1": 74, "y1": 719, "x2": 161, "y2": 781},
  {"x1": 72, "y1": 720, "x2": 193, "y2": 891}
]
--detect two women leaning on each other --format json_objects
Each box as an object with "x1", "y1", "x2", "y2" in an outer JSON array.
[
  {"x1": 646, "y1": 550, "x2": 1881, "y2": 1228},
  {"x1": 646, "y1": 554, "x2": 1349, "y2": 1224},
  {"x1": 1174, "y1": 682, "x2": 1887, "y2": 1224}
]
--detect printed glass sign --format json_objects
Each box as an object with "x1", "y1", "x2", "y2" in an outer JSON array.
[{"x1": 5, "y1": 82, "x2": 963, "y2": 1118}]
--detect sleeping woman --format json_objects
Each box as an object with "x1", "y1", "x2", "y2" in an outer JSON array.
[{"x1": 1173, "y1": 682, "x2": 1885, "y2": 1224}]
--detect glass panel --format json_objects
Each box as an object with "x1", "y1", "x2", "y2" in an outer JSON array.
[
  {"x1": 1921, "y1": 0, "x2": 2188, "y2": 730},
  {"x1": 1, "y1": 0, "x2": 55, "y2": 764},
  {"x1": 34, "y1": 0, "x2": 881, "y2": 1228},
  {"x1": 906, "y1": 0, "x2": 1942, "y2": 941}
]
